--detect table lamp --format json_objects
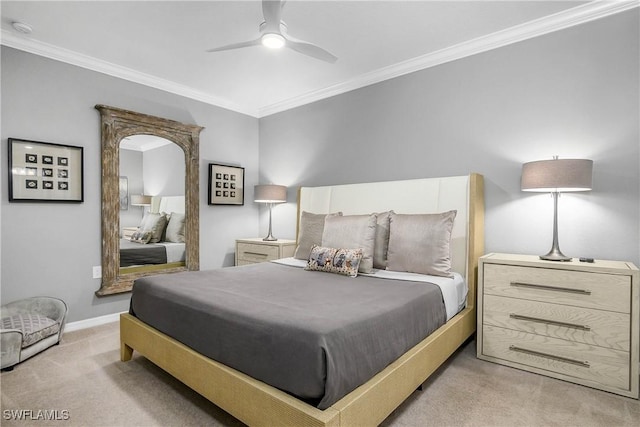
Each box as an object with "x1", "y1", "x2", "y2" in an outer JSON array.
[
  {"x1": 254, "y1": 184, "x2": 287, "y2": 241},
  {"x1": 130, "y1": 194, "x2": 152, "y2": 218},
  {"x1": 521, "y1": 156, "x2": 593, "y2": 261}
]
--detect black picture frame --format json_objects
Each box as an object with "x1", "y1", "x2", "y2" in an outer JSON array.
[
  {"x1": 8, "y1": 138, "x2": 84, "y2": 203},
  {"x1": 208, "y1": 163, "x2": 244, "y2": 205}
]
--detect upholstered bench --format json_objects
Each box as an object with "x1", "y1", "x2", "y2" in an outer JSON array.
[{"x1": 1, "y1": 297, "x2": 67, "y2": 371}]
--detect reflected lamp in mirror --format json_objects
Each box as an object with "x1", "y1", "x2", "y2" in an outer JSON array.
[
  {"x1": 254, "y1": 185, "x2": 287, "y2": 241},
  {"x1": 521, "y1": 157, "x2": 593, "y2": 261},
  {"x1": 130, "y1": 194, "x2": 152, "y2": 218},
  {"x1": 130, "y1": 195, "x2": 152, "y2": 206}
]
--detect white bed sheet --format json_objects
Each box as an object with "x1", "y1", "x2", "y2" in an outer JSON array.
[
  {"x1": 156, "y1": 242, "x2": 186, "y2": 263},
  {"x1": 272, "y1": 257, "x2": 467, "y2": 321}
]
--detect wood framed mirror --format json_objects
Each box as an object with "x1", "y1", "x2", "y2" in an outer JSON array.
[{"x1": 96, "y1": 105, "x2": 203, "y2": 296}]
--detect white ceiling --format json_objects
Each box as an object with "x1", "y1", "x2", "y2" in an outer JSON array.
[{"x1": 1, "y1": 1, "x2": 636, "y2": 117}]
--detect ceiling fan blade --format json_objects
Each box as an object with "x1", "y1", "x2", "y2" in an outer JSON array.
[
  {"x1": 284, "y1": 36, "x2": 337, "y2": 63},
  {"x1": 206, "y1": 39, "x2": 261, "y2": 53},
  {"x1": 262, "y1": 0, "x2": 283, "y2": 33}
]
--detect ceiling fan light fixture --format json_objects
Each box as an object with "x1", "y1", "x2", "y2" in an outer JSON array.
[
  {"x1": 261, "y1": 33, "x2": 285, "y2": 49},
  {"x1": 12, "y1": 21, "x2": 33, "y2": 34}
]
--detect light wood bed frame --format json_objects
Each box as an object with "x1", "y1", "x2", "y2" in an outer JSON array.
[{"x1": 120, "y1": 173, "x2": 484, "y2": 426}]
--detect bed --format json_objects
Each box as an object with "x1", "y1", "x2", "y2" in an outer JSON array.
[
  {"x1": 120, "y1": 195, "x2": 186, "y2": 268},
  {"x1": 120, "y1": 173, "x2": 484, "y2": 426}
]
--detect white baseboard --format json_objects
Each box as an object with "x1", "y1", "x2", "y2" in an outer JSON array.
[{"x1": 64, "y1": 311, "x2": 125, "y2": 333}]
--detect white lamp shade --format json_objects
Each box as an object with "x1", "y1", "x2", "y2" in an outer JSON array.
[
  {"x1": 254, "y1": 185, "x2": 287, "y2": 203},
  {"x1": 521, "y1": 159, "x2": 593, "y2": 192},
  {"x1": 130, "y1": 194, "x2": 152, "y2": 206}
]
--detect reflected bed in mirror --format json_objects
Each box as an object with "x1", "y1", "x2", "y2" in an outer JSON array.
[
  {"x1": 120, "y1": 195, "x2": 186, "y2": 273},
  {"x1": 119, "y1": 134, "x2": 185, "y2": 272},
  {"x1": 96, "y1": 105, "x2": 203, "y2": 296}
]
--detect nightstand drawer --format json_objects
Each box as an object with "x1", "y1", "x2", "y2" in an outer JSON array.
[
  {"x1": 483, "y1": 325, "x2": 630, "y2": 390},
  {"x1": 483, "y1": 295, "x2": 630, "y2": 351},
  {"x1": 235, "y1": 238, "x2": 297, "y2": 266},
  {"x1": 483, "y1": 264, "x2": 631, "y2": 313},
  {"x1": 237, "y1": 243, "x2": 280, "y2": 262}
]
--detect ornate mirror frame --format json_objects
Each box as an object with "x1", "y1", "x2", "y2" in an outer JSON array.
[{"x1": 96, "y1": 105, "x2": 203, "y2": 296}]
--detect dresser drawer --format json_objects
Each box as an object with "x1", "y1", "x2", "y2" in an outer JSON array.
[
  {"x1": 482, "y1": 325, "x2": 630, "y2": 391},
  {"x1": 237, "y1": 243, "x2": 280, "y2": 263},
  {"x1": 483, "y1": 295, "x2": 630, "y2": 351},
  {"x1": 483, "y1": 264, "x2": 631, "y2": 313}
]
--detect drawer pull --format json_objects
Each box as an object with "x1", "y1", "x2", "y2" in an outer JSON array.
[
  {"x1": 509, "y1": 345, "x2": 590, "y2": 368},
  {"x1": 509, "y1": 313, "x2": 591, "y2": 331},
  {"x1": 244, "y1": 252, "x2": 269, "y2": 257},
  {"x1": 510, "y1": 281, "x2": 591, "y2": 295}
]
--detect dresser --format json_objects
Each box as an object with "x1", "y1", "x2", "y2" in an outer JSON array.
[
  {"x1": 477, "y1": 253, "x2": 639, "y2": 398},
  {"x1": 235, "y1": 238, "x2": 296, "y2": 266}
]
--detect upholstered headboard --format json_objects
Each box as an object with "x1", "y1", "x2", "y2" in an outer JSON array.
[
  {"x1": 297, "y1": 174, "x2": 484, "y2": 294},
  {"x1": 150, "y1": 195, "x2": 185, "y2": 214}
]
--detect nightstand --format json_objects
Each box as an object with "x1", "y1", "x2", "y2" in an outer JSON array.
[
  {"x1": 122, "y1": 227, "x2": 138, "y2": 240},
  {"x1": 235, "y1": 238, "x2": 296, "y2": 266},
  {"x1": 477, "y1": 253, "x2": 639, "y2": 399}
]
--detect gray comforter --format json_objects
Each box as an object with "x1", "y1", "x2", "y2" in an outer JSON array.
[
  {"x1": 130, "y1": 262, "x2": 446, "y2": 409},
  {"x1": 120, "y1": 239, "x2": 167, "y2": 267}
]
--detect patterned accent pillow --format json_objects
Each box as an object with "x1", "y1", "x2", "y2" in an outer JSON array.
[
  {"x1": 2, "y1": 314, "x2": 60, "y2": 348},
  {"x1": 305, "y1": 245, "x2": 363, "y2": 277},
  {"x1": 130, "y1": 230, "x2": 153, "y2": 244}
]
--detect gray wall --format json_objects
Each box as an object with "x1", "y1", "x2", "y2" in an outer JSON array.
[
  {"x1": 143, "y1": 142, "x2": 185, "y2": 197},
  {"x1": 119, "y1": 149, "x2": 144, "y2": 232},
  {"x1": 259, "y1": 11, "x2": 640, "y2": 266},
  {"x1": 1, "y1": 47, "x2": 260, "y2": 322},
  {"x1": 2, "y1": 10, "x2": 638, "y2": 324}
]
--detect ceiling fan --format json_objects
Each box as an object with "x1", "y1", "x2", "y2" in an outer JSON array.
[{"x1": 206, "y1": 0, "x2": 337, "y2": 63}]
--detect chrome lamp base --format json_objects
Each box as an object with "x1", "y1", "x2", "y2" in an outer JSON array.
[
  {"x1": 262, "y1": 203, "x2": 278, "y2": 242},
  {"x1": 540, "y1": 192, "x2": 572, "y2": 262},
  {"x1": 539, "y1": 248, "x2": 572, "y2": 262}
]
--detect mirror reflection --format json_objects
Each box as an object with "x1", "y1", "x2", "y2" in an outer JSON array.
[
  {"x1": 118, "y1": 135, "x2": 186, "y2": 273},
  {"x1": 96, "y1": 104, "x2": 202, "y2": 296}
]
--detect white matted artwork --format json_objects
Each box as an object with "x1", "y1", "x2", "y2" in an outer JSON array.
[
  {"x1": 208, "y1": 163, "x2": 244, "y2": 205},
  {"x1": 8, "y1": 138, "x2": 84, "y2": 202}
]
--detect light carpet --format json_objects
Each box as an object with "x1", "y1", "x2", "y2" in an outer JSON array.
[{"x1": 1, "y1": 321, "x2": 638, "y2": 426}]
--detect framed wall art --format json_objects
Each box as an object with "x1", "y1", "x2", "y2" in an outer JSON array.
[
  {"x1": 208, "y1": 163, "x2": 244, "y2": 205},
  {"x1": 8, "y1": 138, "x2": 84, "y2": 203},
  {"x1": 119, "y1": 176, "x2": 129, "y2": 210}
]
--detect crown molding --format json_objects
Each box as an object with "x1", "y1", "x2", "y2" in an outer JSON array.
[
  {"x1": 0, "y1": 30, "x2": 258, "y2": 117},
  {"x1": 258, "y1": 0, "x2": 639, "y2": 117},
  {"x1": 2, "y1": 1, "x2": 637, "y2": 119}
]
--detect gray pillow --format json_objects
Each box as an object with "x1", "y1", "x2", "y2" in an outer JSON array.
[
  {"x1": 140, "y1": 213, "x2": 168, "y2": 243},
  {"x1": 322, "y1": 214, "x2": 377, "y2": 274},
  {"x1": 386, "y1": 210, "x2": 457, "y2": 277},
  {"x1": 294, "y1": 211, "x2": 342, "y2": 260},
  {"x1": 165, "y1": 212, "x2": 185, "y2": 243},
  {"x1": 373, "y1": 211, "x2": 393, "y2": 270}
]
